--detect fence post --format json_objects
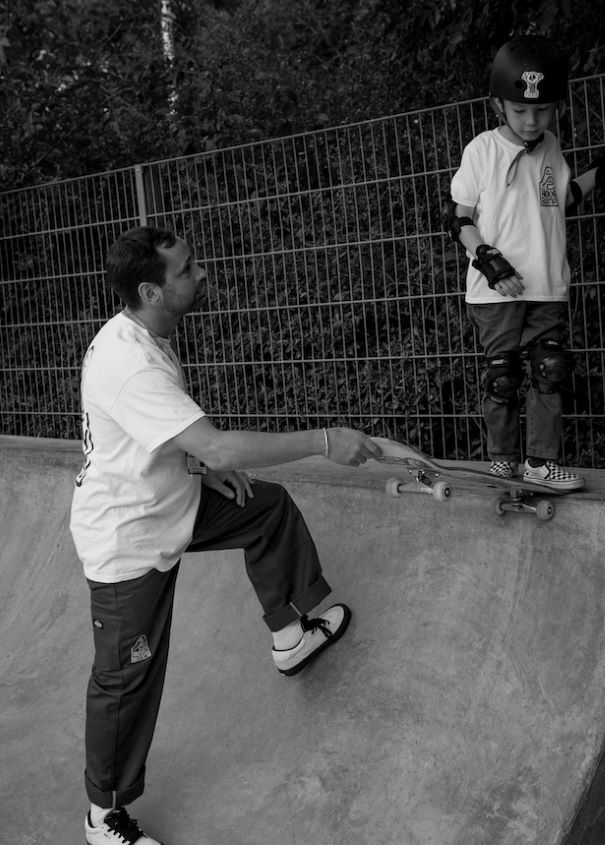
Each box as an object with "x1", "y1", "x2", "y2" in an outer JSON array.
[
  {"x1": 135, "y1": 163, "x2": 168, "y2": 227},
  {"x1": 134, "y1": 164, "x2": 147, "y2": 225}
]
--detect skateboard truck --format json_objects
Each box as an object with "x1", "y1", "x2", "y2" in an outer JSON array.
[
  {"x1": 495, "y1": 490, "x2": 554, "y2": 521},
  {"x1": 385, "y1": 469, "x2": 452, "y2": 502}
]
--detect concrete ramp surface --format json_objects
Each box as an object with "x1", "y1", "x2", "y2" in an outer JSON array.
[{"x1": 1, "y1": 440, "x2": 605, "y2": 844}]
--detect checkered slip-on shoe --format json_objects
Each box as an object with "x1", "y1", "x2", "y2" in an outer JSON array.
[
  {"x1": 272, "y1": 603, "x2": 352, "y2": 676},
  {"x1": 489, "y1": 460, "x2": 519, "y2": 479},
  {"x1": 523, "y1": 460, "x2": 585, "y2": 492}
]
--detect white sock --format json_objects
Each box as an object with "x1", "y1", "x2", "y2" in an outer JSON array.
[
  {"x1": 89, "y1": 803, "x2": 111, "y2": 827},
  {"x1": 272, "y1": 618, "x2": 303, "y2": 650}
]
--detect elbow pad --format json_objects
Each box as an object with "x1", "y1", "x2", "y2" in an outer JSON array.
[
  {"x1": 444, "y1": 192, "x2": 475, "y2": 243},
  {"x1": 450, "y1": 216, "x2": 475, "y2": 243},
  {"x1": 589, "y1": 149, "x2": 605, "y2": 189},
  {"x1": 566, "y1": 179, "x2": 583, "y2": 217}
]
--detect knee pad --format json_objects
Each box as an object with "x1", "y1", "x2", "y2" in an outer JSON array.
[
  {"x1": 483, "y1": 353, "x2": 523, "y2": 404},
  {"x1": 528, "y1": 338, "x2": 574, "y2": 393}
]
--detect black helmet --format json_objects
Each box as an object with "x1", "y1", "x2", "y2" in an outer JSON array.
[{"x1": 489, "y1": 36, "x2": 568, "y2": 103}]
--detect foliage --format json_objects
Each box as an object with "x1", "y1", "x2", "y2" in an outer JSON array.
[
  {"x1": 0, "y1": 0, "x2": 177, "y2": 187},
  {"x1": 1, "y1": 0, "x2": 604, "y2": 465},
  {"x1": 1, "y1": 0, "x2": 604, "y2": 188}
]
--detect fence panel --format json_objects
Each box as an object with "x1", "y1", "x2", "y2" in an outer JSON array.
[{"x1": 1, "y1": 76, "x2": 603, "y2": 463}]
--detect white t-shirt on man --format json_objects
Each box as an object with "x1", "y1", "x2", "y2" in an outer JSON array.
[
  {"x1": 450, "y1": 128, "x2": 571, "y2": 304},
  {"x1": 70, "y1": 312, "x2": 205, "y2": 583}
]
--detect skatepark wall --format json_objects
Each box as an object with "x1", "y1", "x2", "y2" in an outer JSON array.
[{"x1": 2, "y1": 435, "x2": 605, "y2": 845}]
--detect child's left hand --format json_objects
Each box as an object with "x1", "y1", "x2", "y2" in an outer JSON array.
[{"x1": 493, "y1": 273, "x2": 525, "y2": 298}]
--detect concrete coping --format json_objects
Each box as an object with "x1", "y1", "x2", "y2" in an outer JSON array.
[{"x1": 1, "y1": 434, "x2": 603, "y2": 501}]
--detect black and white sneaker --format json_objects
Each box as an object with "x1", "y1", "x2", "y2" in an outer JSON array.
[
  {"x1": 272, "y1": 603, "x2": 352, "y2": 676},
  {"x1": 523, "y1": 459, "x2": 584, "y2": 492},
  {"x1": 85, "y1": 807, "x2": 164, "y2": 845},
  {"x1": 489, "y1": 460, "x2": 518, "y2": 478}
]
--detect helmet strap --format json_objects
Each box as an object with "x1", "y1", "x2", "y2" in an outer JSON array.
[{"x1": 524, "y1": 134, "x2": 545, "y2": 152}]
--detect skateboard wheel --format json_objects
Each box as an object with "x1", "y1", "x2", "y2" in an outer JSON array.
[
  {"x1": 536, "y1": 499, "x2": 555, "y2": 521},
  {"x1": 495, "y1": 497, "x2": 506, "y2": 516},
  {"x1": 385, "y1": 477, "x2": 405, "y2": 498},
  {"x1": 432, "y1": 480, "x2": 451, "y2": 501}
]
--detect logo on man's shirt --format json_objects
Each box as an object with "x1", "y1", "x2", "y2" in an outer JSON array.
[
  {"x1": 75, "y1": 411, "x2": 94, "y2": 487},
  {"x1": 539, "y1": 166, "x2": 558, "y2": 207}
]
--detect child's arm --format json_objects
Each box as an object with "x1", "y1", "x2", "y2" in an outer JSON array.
[
  {"x1": 453, "y1": 203, "x2": 525, "y2": 299},
  {"x1": 567, "y1": 150, "x2": 604, "y2": 212}
]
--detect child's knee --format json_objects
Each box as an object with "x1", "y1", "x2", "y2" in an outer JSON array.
[{"x1": 483, "y1": 352, "x2": 523, "y2": 403}]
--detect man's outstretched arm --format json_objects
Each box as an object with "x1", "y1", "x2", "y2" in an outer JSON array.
[{"x1": 171, "y1": 416, "x2": 381, "y2": 471}]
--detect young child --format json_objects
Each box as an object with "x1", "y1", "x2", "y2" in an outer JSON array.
[{"x1": 449, "y1": 35, "x2": 602, "y2": 490}]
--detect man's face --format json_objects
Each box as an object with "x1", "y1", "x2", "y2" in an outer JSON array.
[{"x1": 156, "y1": 237, "x2": 205, "y2": 317}]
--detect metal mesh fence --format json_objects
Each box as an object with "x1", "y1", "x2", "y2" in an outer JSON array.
[{"x1": 1, "y1": 76, "x2": 604, "y2": 463}]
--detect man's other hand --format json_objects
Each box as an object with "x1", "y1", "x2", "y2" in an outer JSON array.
[{"x1": 202, "y1": 469, "x2": 254, "y2": 507}]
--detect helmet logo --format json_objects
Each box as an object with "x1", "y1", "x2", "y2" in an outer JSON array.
[{"x1": 521, "y1": 70, "x2": 544, "y2": 98}]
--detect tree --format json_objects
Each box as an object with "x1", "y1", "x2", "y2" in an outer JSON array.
[
  {"x1": 1, "y1": 0, "x2": 603, "y2": 189},
  {"x1": 0, "y1": 0, "x2": 177, "y2": 187}
]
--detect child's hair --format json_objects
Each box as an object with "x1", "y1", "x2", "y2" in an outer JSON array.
[{"x1": 489, "y1": 36, "x2": 568, "y2": 104}]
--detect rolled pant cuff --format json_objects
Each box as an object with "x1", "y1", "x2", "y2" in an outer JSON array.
[
  {"x1": 263, "y1": 574, "x2": 331, "y2": 631},
  {"x1": 85, "y1": 768, "x2": 145, "y2": 809}
]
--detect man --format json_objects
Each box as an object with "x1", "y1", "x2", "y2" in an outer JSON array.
[{"x1": 70, "y1": 226, "x2": 381, "y2": 845}]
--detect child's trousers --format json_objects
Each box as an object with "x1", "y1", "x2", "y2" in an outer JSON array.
[
  {"x1": 84, "y1": 479, "x2": 330, "y2": 809},
  {"x1": 467, "y1": 301, "x2": 567, "y2": 461}
]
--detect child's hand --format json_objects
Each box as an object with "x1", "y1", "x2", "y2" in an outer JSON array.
[
  {"x1": 472, "y1": 244, "x2": 524, "y2": 297},
  {"x1": 493, "y1": 272, "x2": 525, "y2": 298}
]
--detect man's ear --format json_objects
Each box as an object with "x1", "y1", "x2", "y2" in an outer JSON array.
[
  {"x1": 557, "y1": 100, "x2": 567, "y2": 119},
  {"x1": 138, "y1": 282, "x2": 161, "y2": 305}
]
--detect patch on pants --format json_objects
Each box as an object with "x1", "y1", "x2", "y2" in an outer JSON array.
[{"x1": 131, "y1": 635, "x2": 152, "y2": 664}]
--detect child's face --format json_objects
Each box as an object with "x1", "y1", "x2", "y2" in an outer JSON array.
[{"x1": 499, "y1": 99, "x2": 559, "y2": 146}]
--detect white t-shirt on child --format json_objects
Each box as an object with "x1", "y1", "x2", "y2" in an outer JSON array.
[
  {"x1": 70, "y1": 312, "x2": 205, "y2": 583},
  {"x1": 450, "y1": 128, "x2": 571, "y2": 304}
]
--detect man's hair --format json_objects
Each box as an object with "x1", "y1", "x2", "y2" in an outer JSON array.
[{"x1": 106, "y1": 227, "x2": 177, "y2": 308}]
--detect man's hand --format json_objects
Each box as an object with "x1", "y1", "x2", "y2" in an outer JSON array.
[
  {"x1": 324, "y1": 428, "x2": 383, "y2": 466},
  {"x1": 202, "y1": 469, "x2": 254, "y2": 507}
]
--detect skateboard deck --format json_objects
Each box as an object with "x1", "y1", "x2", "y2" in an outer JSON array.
[{"x1": 370, "y1": 437, "x2": 576, "y2": 521}]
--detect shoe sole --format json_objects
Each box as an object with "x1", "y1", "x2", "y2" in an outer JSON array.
[
  {"x1": 277, "y1": 604, "x2": 352, "y2": 677},
  {"x1": 85, "y1": 825, "x2": 165, "y2": 845},
  {"x1": 523, "y1": 476, "x2": 585, "y2": 492},
  {"x1": 85, "y1": 837, "x2": 165, "y2": 845}
]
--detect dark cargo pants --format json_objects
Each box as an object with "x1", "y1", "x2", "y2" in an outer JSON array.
[
  {"x1": 84, "y1": 479, "x2": 330, "y2": 808},
  {"x1": 467, "y1": 301, "x2": 567, "y2": 461}
]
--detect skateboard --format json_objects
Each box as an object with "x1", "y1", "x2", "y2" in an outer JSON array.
[{"x1": 371, "y1": 437, "x2": 572, "y2": 521}]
